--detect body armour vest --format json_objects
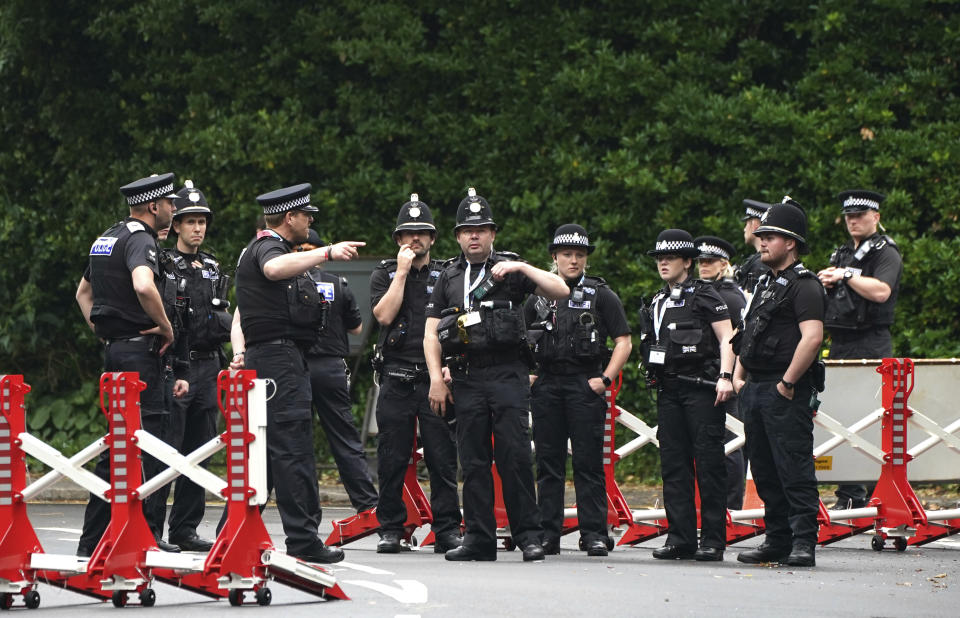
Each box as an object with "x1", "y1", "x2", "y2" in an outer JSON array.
[
  {"x1": 736, "y1": 263, "x2": 817, "y2": 367},
  {"x1": 89, "y1": 219, "x2": 160, "y2": 334},
  {"x1": 824, "y1": 234, "x2": 899, "y2": 330},
  {"x1": 377, "y1": 258, "x2": 443, "y2": 359},
  {"x1": 646, "y1": 280, "x2": 718, "y2": 374},
  {"x1": 529, "y1": 275, "x2": 608, "y2": 369},
  {"x1": 162, "y1": 250, "x2": 232, "y2": 350}
]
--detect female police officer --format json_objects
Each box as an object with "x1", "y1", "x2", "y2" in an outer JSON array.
[
  {"x1": 642, "y1": 229, "x2": 735, "y2": 561},
  {"x1": 524, "y1": 224, "x2": 632, "y2": 556}
]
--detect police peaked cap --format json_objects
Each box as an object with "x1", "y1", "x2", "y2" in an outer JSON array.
[
  {"x1": 393, "y1": 193, "x2": 437, "y2": 237},
  {"x1": 548, "y1": 223, "x2": 595, "y2": 254},
  {"x1": 256, "y1": 183, "x2": 319, "y2": 215},
  {"x1": 741, "y1": 198, "x2": 773, "y2": 221},
  {"x1": 173, "y1": 180, "x2": 213, "y2": 222},
  {"x1": 694, "y1": 235, "x2": 737, "y2": 261},
  {"x1": 754, "y1": 197, "x2": 810, "y2": 254},
  {"x1": 454, "y1": 187, "x2": 498, "y2": 231},
  {"x1": 119, "y1": 172, "x2": 179, "y2": 206},
  {"x1": 647, "y1": 228, "x2": 700, "y2": 258},
  {"x1": 838, "y1": 189, "x2": 886, "y2": 213}
]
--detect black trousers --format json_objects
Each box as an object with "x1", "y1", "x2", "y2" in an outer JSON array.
[
  {"x1": 307, "y1": 355, "x2": 378, "y2": 512},
  {"x1": 375, "y1": 371, "x2": 460, "y2": 535},
  {"x1": 830, "y1": 326, "x2": 891, "y2": 505},
  {"x1": 450, "y1": 360, "x2": 542, "y2": 549},
  {"x1": 741, "y1": 377, "x2": 819, "y2": 548},
  {"x1": 531, "y1": 372, "x2": 608, "y2": 544},
  {"x1": 724, "y1": 395, "x2": 747, "y2": 510},
  {"x1": 246, "y1": 342, "x2": 324, "y2": 553},
  {"x1": 79, "y1": 338, "x2": 169, "y2": 552},
  {"x1": 164, "y1": 355, "x2": 221, "y2": 541},
  {"x1": 656, "y1": 379, "x2": 727, "y2": 549}
]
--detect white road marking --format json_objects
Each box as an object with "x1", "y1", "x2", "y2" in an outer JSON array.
[
  {"x1": 37, "y1": 527, "x2": 82, "y2": 534},
  {"x1": 335, "y1": 561, "x2": 395, "y2": 575},
  {"x1": 342, "y1": 579, "x2": 428, "y2": 604}
]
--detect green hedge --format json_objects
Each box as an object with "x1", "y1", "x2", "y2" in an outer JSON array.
[{"x1": 2, "y1": 1, "x2": 959, "y2": 478}]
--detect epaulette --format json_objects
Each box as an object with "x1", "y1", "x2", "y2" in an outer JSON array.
[
  {"x1": 877, "y1": 234, "x2": 898, "y2": 250},
  {"x1": 379, "y1": 258, "x2": 398, "y2": 268},
  {"x1": 495, "y1": 250, "x2": 522, "y2": 261},
  {"x1": 440, "y1": 256, "x2": 459, "y2": 268},
  {"x1": 582, "y1": 275, "x2": 609, "y2": 288},
  {"x1": 340, "y1": 275, "x2": 349, "y2": 286},
  {"x1": 126, "y1": 220, "x2": 146, "y2": 233}
]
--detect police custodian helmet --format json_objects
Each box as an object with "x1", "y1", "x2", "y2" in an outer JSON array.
[
  {"x1": 454, "y1": 187, "x2": 498, "y2": 231},
  {"x1": 173, "y1": 180, "x2": 213, "y2": 222},
  {"x1": 393, "y1": 193, "x2": 436, "y2": 238},
  {"x1": 548, "y1": 223, "x2": 595, "y2": 254},
  {"x1": 754, "y1": 197, "x2": 809, "y2": 254}
]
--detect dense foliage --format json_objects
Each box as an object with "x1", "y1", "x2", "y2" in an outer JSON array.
[{"x1": 2, "y1": 1, "x2": 959, "y2": 477}]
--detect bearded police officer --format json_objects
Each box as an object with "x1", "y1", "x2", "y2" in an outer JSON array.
[
  {"x1": 695, "y1": 235, "x2": 748, "y2": 510},
  {"x1": 74, "y1": 173, "x2": 180, "y2": 556},
  {"x1": 232, "y1": 183, "x2": 364, "y2": 564},
  {"x1": 424, "y1": 188, "x2": 568, "y2": 562},
  {"x1": 524, "y1": 224, "x2": 632, "y2": 557},
  {"x1": 641, "y1": 229, "x2": 734, "y2": 562},
  {"x1": 817, "y1": 190, "x2": 902, "y2": 510},
  {"x1": 734, "y1": 199, "x2": 773, "y2": 296},
  {"x1": 159, "y1": 181, "x2": 233, "y2": 552},
  {"x1": 370, "y1": 194, "x2": 461, "y2": 554},
  {"x1": 296, "y1": 229, "x2": 379, "y2": 515},
  {"x1": 733, "y1": 199, "x2": 825, "y2": 568}
]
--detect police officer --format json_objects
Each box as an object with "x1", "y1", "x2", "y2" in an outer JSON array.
[
  {"x1": 694, "y1": 235, "x2": 748, "y2": 510},
  {"x1": 370, "y1": 194, "x2": 462, "y2": 554},
  {"x1": 641, "y1": 229, "x2": 735, "y2": 562},
  {"x1": 231, "y1": 183, "x2": 364, "y2": 563},
  {"x1": 733, "y1": 199, "x2": 825, "y2": 567},
  {"x1": 74, "y1": 173, "x2": 181, "y2": 555},
  {"x1": 817, "y1": 190, "x2": 902, "y2": 510},
  {"x1": 297, "y1": 229, "x2": 379, "y2": 515},
  {"x1": 159, "y1": 181, "x2": 233, "y2": 552},
  {"x1": 524, "y1": 224, "x2": 632, "y2": 557},
  {"x1": 424, "y1": 188, "x2": 568, "y2": 562},
  {"x1": 734, "y1": 199, "x2": 773, "y2": 296}
]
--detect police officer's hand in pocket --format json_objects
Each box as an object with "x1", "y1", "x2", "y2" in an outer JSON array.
[
  {"x1": 715, "y1": 377, "x2": 734, "y2": 405},
  {"x1": 587, "y1": 376, "x2": 606, "y2": 395},
  {"x1": 776, "y1": 380, "x2": 794, "y2": 400},
  {"x1": 429, "y1": 379, "x2": 454, "y2": 417},
  {"x1": 141, "y1": 321, "x2": 175, "y2": 356}
]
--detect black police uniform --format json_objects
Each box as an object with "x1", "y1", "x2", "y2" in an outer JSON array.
[
  {"x1": 524, "y1": 275, "x2": 630, "y2": 548},
  {"x1": 78, "y1": 214, "x2": 173, "y2": 553},
  {"x1": 370, "y1": 258, "x2": 460, "y2": 538},
  {"x1": 162, "y1": 248, "x2": 232, "y2": 543},
  {"x1": 426, "y1": 251, "x2": 544, "y2": 552},
  {"x1": 737, "y1": 261, "x2": 825, "y2": 552},
  {"x1": 643, "y1": 276, "x2": 730, "y2": 552},
  {"x1": 734, "y1": 253, "x2": 770, "y2": 295},
  {"x1": 305, "y1": 268, "x2": 379, "y2": 512},
  {"x1": 235, "y1": 211, "x2": 331, "y2": 556}
]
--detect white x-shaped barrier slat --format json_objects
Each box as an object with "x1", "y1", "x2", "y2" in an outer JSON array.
[
  {"x1": 134, "y1": 431, "x2": 227, "y2": 499},
  {"x1": 813, "y1": 407, "x2": 886, "y2": 462},
  {"x1": 18, "y1": 433, "x2": 110, "y2": 501},
  {"x1": 908, "y1": 409, "x2": 960, "y2": 457}
]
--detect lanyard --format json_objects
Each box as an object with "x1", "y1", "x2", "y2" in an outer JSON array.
[
  {"x1": 651, "y1": 291, "x2": 671, "y2": 343},
  {"x1": 463, "y1": 262, "x2": 486, "y2": 310}
]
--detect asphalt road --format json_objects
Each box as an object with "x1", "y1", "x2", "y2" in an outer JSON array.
[{"x1": 13, "y1": 503, "x2": 959, "y2": 616}]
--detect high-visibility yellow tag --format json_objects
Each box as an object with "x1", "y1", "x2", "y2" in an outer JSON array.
[{"x1": 814, "y1": 456, "x2": 833, "y2": 471}]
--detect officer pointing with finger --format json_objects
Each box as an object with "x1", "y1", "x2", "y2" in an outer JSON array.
[{"x1": 231, "y1": 183, "x2": 364, "y2": 564}]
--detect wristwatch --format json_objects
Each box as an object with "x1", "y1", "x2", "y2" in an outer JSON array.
[
  {"x1": 601, "y1": 374, "x2": 612, "y2": 387},
  {"x1": 718, "y1": 372, "x2": 733, "y2": 381},
  {"x1": 842, "y1": 268, "x2": 853, "y2": 280},
  {"x1": 779, "y1": 378, "x2": 795, "y2": 390}
]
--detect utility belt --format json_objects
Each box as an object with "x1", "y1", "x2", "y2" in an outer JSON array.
[
  {"x1": 188, "y1": 349, "x2": 218, "y2": 360},
  {"x1": 105, "y1": 334, "x2": 161, "y2": 355},
  {"x1": 248, "y1": 338, "x2": 308, "y2": 354},
  {"x1": 540, "y1": 360, "x2": 601, "y2": 376},
  {"x1": 747, "y1": 359, "x2": 826, "y2": 393},
  {"x1": 830, "y1": 324, "x2": 890, "y2": 340},
  {"x1": 382, "y1": 360, "x2": 430, "y2": 383},
  {"x1": 447, "y1": 348, "x2": 520, "y2": 371}
]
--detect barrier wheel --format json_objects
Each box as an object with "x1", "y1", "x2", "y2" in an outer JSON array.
[
  {"x1": 410, "y1": 535, "x2": 418, "y2": 547},
  {"x1": 1, "y1": 593, "x2": 13, "y2": 610},
  {"x1": 894, "y1": 537, "x2": 908, "y2": 552},
  {"x1": 228, "y1": 589, "x2": 243, "y2": 606},
  {"x1": 111, "y1": 591, "x2": 128, "y2": 608},
  {"x1": 255, "y1": 587, "x2": 272, "y2": 606},
  {"x1": 140, "y1": 588, "x2": 156, "y2": 607},
  {"x1": 24, "y1": 591, "x2": 40, "y2": 610},
  {"x1": 871, "y1": 535, "x2": 885, "y2": 552}
]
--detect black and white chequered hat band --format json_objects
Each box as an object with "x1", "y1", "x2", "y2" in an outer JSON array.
[
  {"x1": 843, "y1": 196, "x2": 880, "y2": 211},
  {"x1": 654, "y1": 240, "x2": 695, "y2": 252},
  {"x1": 125, "y1": 182, "x2": 175, "y2": 205},
  {"x1": 262, "y1": 194, "x2": 311, "y2": 215},
  {"x1": 745, "y1": 206, "x2": 766, "y2": 219},
  {"x1": 552, "y1": 233, "x2": 590, "y2": 247},
  {"x1": 697, "y1": 243, "x2": 730, "y2": 259}
]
